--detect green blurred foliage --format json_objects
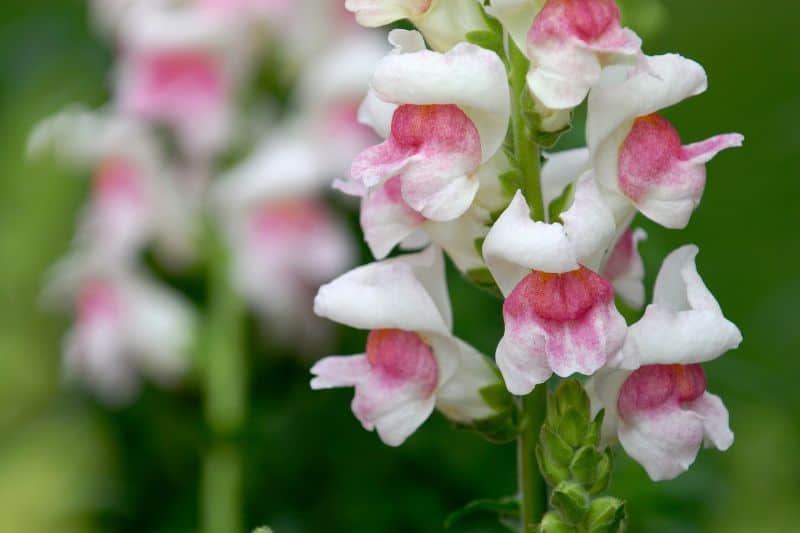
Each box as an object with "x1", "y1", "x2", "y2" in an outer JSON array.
[{"x1": 1, "y1": 1, "x2": 799, "y2": 532}]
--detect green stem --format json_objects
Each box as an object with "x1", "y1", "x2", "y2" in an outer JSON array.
[
  {"x1": 508, "y1": 35, "x2": 544, "y2": 221},
  {"x1": 518, "y1": 387, "x2": 548, "y2": 532},
  {"x1": 202, "y1": 220, "x2": 247, "y2": 533}
]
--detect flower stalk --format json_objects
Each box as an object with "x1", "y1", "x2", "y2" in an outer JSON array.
[
  {"x1": 202, "y1": 218, "x2": 247, "y2": 533},
  {"x1": 518, "y1": 386, "x2": 548, "y2": 531}
]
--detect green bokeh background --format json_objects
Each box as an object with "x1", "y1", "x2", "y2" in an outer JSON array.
[{"x1": 1, "y1": 1, "x2": 798, "y2": 532}]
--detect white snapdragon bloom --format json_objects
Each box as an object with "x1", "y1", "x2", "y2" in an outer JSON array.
[
  {"x1": 213, "y1": 131, "x2": 355, "y2": 346},
  {"x1": 114, "y1": 1, "x2": 251, "y2": 157},
  {"x1": 345, "y1": 0, "x2": 488, "y2": 51},
  {"x1": 586, "y1": 245, "x2": 741, "y2": 480},
  {"x1": 311, "y1": 247, "x2": 503, "y2": 446},
  {"x1": 525, "y1": 0, "x2": 642, "y2": 111},
  {"x1": 588, "y1": 54, "x2": 743, "y2": 229},
  {"x1": 43, "y1": 256, "x2": 195, "y2": 405},
  {"x1": 482, "y1": 181, "x2": 626, "y2": 395},
  {"x1": 29, "y1": 108, "x2": 197, "y2": 268},
  {"x1": 345, "y1": 29, "x2": 510, "y2": 222}
]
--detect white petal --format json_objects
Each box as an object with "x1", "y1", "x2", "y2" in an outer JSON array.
[
  {"x1": 483, "y1": 191, "x2": 577, "y2": 295},
  {"x1": 310, "y1": 354, "x2": 371, "y2": 389},
  {"x1": 313, "y1": 247, "x2": 451, "y2": 334},
  {"x1": 412, "y1": 0, "x2": 488, "y2": 52},
  {"x1": 585, "y1": 368, "x2": 630, "y2": 445},
  {"x1": 432, "y1": 337, "x2": 498, "y2": 422},
  {"x1": 486, "y1": 0, "x2": 542, "y2": 52},
  {"x1": 370, "y1": 41, "x2": 510, "y2": 162},
  {"x1": 358, "y1": 89, "x2": 397, "y2": 139},
  {"x1": 346, "y1": 0, "x2": 427, "y2": 27},
  {"x1": 425, "y1": 210, "x2": 488, "y2": 273},
  {"x1": 587, "y1": 54, "x2": 707, "y2": 154},
  {"x1": 541, "y1": 147, "x2": 590, "y2": 208},
  {"x1": 372, "y1": 395, "x2": 437, "y2": 447},
  {"x1": 689, "y1": 392, "x2": 734, "y2": 451},
  {"x1": 618, "y1": 406, "x2": 705, "y2": 481},
  {"x1": 653, "y1": 245, "x2": 720, "y2": 312},
  {"x1": 560, "y1": 173, "x2": 616, "y2": 269}
]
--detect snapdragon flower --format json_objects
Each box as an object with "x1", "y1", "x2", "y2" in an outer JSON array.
[
  {"x1": 526, "y1": 0, "x2": 642, "y2": 112},
  {"x1": 482, "y1": 177, "x2": 626, "y2": 395},
  {"x1": 586, "y1": 245, "x2": 741, "y2": 480},
  {"x1": 43, "y1": 256, "x2": 194, "y2": 405},
  {"x1": 114, "y1": 1, "x2": 250, "y2": 157},
  {"x1": 311, "y1": 248, "x2": 503, "y2": 446},
  {"x1": 588, "y1": 54, "x2": 744, "y2": 228},
  {"x1": 29, "y1": 108, "x2": 197, "y2": 268},
  {"x1": 347, "y1": 29, "x2": 510, "y2": 222},
  {"x1": 214, "y1": 132, "x2": 355, "y2": 346}
]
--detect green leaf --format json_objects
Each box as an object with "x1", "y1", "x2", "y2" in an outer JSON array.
[
  {"x1": 499, "y1": 169, "x2": 523, "y2": 197},
  {"x1": 551, "y1": 482, "x2": 590, "y2": 525},
  {"x1": 465, "y1": 268, "x2": 503, "y2": 298},
  {"x1": 465, "y1": 30, "x2": 504, "y2": 56},
  {"x1": 444, "y1": 496, "x2": 520, "y2": 529},
  {"x1": 586, "y1": 497, "x2": 627, "y2": 532}
]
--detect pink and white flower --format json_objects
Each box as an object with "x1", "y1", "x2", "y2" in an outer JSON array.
[
  {"x1": 586, "y1": 363, "x2": 733, "y2": 481},
  {"x1": 311, "y1": 248, "x2": 503, "y2": 446},
  {"x1": 345, "y1": 0, "x2": 488, "y2": 51},
  {"x1": 586, "y1": 245, "x2": 741, "y2": 480},
  {"x1": 114, "y1": 1, "x2": 248, "y2": 156},
  {"x1": 486, "y1": 0, "x2": 544, "y2": 51},
  {"x1": 482, "y1": 181, "x2": 626, "y2": 395},
  {"x1": 588, "y1": 54, "x2": 744, "y2": 229},
  {"x1": 526, "y1": 0, "x2": 642, "y2": 111},
  {"x1": 347, "y1": 29, "x2": 510, "y2": 222},
  {"x1": 43, "y1": 256, "x2": 195, "y2": 405},
  {"x1": 213, "y1": 132, "x2": 355, "y2": 346},
  {"x1": 29, "y1": 108, "x2": 197, "y2": 267}
]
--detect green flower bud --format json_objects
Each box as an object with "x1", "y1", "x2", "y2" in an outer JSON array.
[
  {"x1": 556, "y1": 408, "x2": 587, "y2": 448},
  {"x1": 588, "y1": 449, "x2": 614, "y2": 496},
  {"x1": 586, "y1": 497, "x2": 626, "y2": 532},
  {"x1": 551, "y1": 482, "x2": 589, "y2": 525},
  {"x1": 540, "y1": 511, "x2": 577, "y2": 533},
  {"x1": 540, "y1": 425, "x2": 574, "y2": 466},
  {"x1": 569, "y1": 445, "x2": 603, "y2": 487},
  {"x1": 536, "y1": 444, "x2": 571, "y2": 487}
]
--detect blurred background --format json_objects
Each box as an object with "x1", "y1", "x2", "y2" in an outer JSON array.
[{"x1": 2, "y1": 0, "x2": 799, "y2": 532}]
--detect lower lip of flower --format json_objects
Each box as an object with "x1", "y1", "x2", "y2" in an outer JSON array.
[
  {"x1": 366, "y1": 329, "x2": 438, "y2": 394},
  {"x1": 617, "y1": 363, "x2": 707, "y2": 420}
]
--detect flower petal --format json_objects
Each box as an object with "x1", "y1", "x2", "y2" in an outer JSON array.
[
  {"x1": 560, "y1": 173, "x2": 616, "y2": 269},
  {"x1": 370, "y1": 38, "x2": 510, "y2": 162},
  {"x1": 688, "y1": 392, "x2": 734, "y2": 451},
  {"x1": 602, "y1": 228, "x2": 647, "y2": 310},
  {"x1": 619, "y1": 245, "x2": 742, "y2": 367},
  {"x1": 483, "y1": 191, "x2": 577, "y2": 295},
  {"x1": 433, "y1": 336, "x2": 498, "y2": 422},
  {"x1": 618, "y1": 404, "x2": 705, "y2": 481},
  {"x1": 587, "y1": 54, "x2": 707, "y2": 155},
  {"x1": 310, "y1": 354, "x2": 372, "y2": 389},
  {"x1": 313, "y1": 247, "x2": 451, "y2": 334},
  {"x1": 360, "y1": 177, "x2": 426, "y2": 259}
]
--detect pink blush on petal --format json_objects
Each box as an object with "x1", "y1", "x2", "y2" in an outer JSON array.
[
  {"x1": 251, "y1": 199, "x2": 328, "y2": 244},
  {"x1": 505, "y1": 267, "x2": 614, "y2": 322},
  {"x1": 77, "y1": 279, "x2": 122, "y2": 326},
  {"x1": 602, "y1": 229, "x2": 635, "y2": 280},
  {"x1": 366, "y1": 329, "x2": 438, "y2": 396},
  {"x1": 128, "y1": 51, "x2": 226, "y2": 122},
  {"x1": 350, "y1": 104, "x2": 481, "y2": 189},
  {"x1": 93, "y1": 158, "x2": 144, "y2": 208},
  {"x1": 530, "y1": 0, "x2": 622, "y2": 45},
  {"x1": 617, "y1": 364, "x2": 707, "y2": 421},
  {"x1": 618, "y1": 114, "x2": 683, "y2": 201}
]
